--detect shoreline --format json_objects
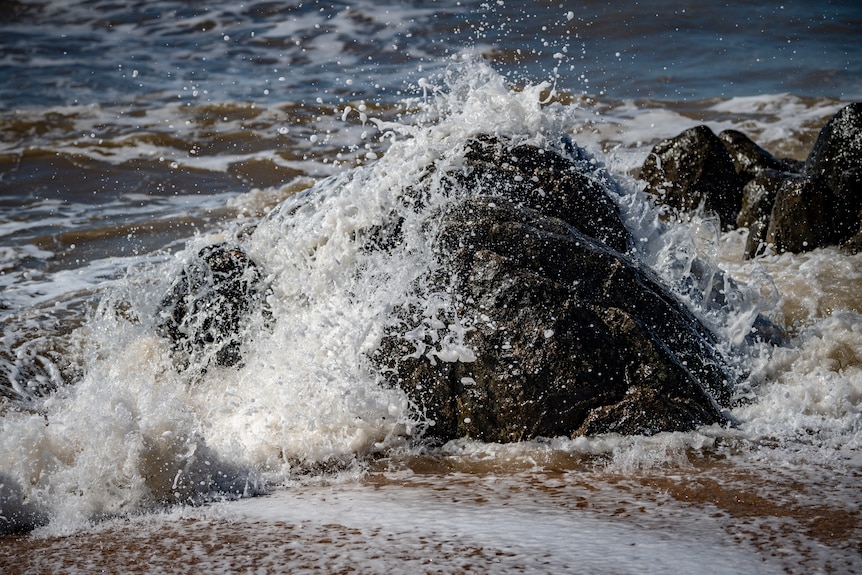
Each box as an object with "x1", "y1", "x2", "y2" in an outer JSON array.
[{"x1": 4, "y1": 458, "x2": 859, "y2": 574}]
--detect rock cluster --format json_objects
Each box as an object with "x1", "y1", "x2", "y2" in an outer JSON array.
[
  {"x1": 159, "y1": 137, "x2": 750, "y2": 443},
  {"x1": 640, "y1": 103, "x2": 862, "y2": 258},
  {"x1": 373, "y1": 137, "x2": 734, "y2": 443}
]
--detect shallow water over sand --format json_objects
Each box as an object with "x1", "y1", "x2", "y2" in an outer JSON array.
[{"x1": 5, "y1": 455, "x2": 859, "y2": 574}]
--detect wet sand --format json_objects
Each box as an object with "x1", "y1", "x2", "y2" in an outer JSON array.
[{"x1": 4, "y1": 456, "x2": 859, "y2": 575}]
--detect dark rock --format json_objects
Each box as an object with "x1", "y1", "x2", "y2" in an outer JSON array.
[
  {"x1": 459, "y1": 135, "x2": 631, "y2": 253},
  {"x1": 0, "y1": 473, "x2": 48, "y2": 535},
  {"x1": 805, "y1": 103, "x2": 862, "y2": 200},
  {"x1": 641, "y1": 125, "x2": 742, "y2": 230},
  {"x1": 841, "y1": 228, "x2": 862, "y2": 254},
  {"x1": 717, "y1": 130, "x2": 807, "y2": 258},
  {"x1": 805, "y1": 102, "x2": 862, "y2": 251},
  {"x1": 642, "y1": 104, "x2": 862, "y2": 257},
  {"x1": 374, "y1": 138, "x2": 734, "y2": 443},
  {"x1": 737, "y1": 169, "x2": 785, "y2": 258},
  {"x1": 764, "y1": 175, "x2": 837, "y2": 254},
  {"x1": 748, "y1": 314, "x2": 786, "y2": 347},
  {"x1": 743, "y1": 103, "x2": 862, "y2": 256},
  {"x1": 158, "y1": 243, "x2": 270, "y2": 370},
  {"x1": 719, "y1": 129, "x2": 799, "y2": 178}
]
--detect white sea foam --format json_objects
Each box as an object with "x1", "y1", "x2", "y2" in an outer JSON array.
[
  {"x1": 718, "y1": 244, "x2": 862, "y2": 464},
  {"x1": 223, "y1": 483, "x2": 781, "y2": 575},
  {"x1": 19, "y1": 473, "x2": 795, "y2": 574}
]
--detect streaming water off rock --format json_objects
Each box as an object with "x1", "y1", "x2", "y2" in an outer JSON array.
[{"x1": 2, "y1": 1, "x2": 862, "y2": 573}]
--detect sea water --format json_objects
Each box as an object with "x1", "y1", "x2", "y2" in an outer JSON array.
[{"x1": 2, "y1": 1, "x2": 861, "y2": 573}]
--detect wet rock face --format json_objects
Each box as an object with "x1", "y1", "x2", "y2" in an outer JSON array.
[
  {"x1": 806, "y1": 102, "x2": 862, "y2": 200},
  {"x1": 804, "y1": 102, "x2": 862, "y2": 250},
  {"x1": 765, "y1": 175, "x2": 839, "y2": 254},
  {"x1": 374, "y1": 138, "x2": 733, "y2": 444},
  {"x1": 460, "y1": 135, "x2": 631, "y2": 253},
  {"x1": 719, "y1": 129, "x2": 802, "y2": 178},
  {"x1": 641, "y1": 103, "x2": 862, "y2": 257},
  {"x1": 158, "y1": 244, "x2": 269, "y2": 370},
  {"x1": 640, "y1": 125, "x2": 743, "y2": 231},
  {"x1": 735, "y1": 169, "x2": 784, "y2": 255}
]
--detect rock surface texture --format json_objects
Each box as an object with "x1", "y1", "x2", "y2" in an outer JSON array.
[
  {"x1": 158, "y1": 243, "x2": 270, "y2": 370},
  {"x1": 374, "y1": 137, "x2": 734, "y2": 443},
  {"x1": 641, "y1": 103, "x2": 862, "y2": 258},
  {"x1": 640, "y1": 125, "x2": 743, "y2": 231}
]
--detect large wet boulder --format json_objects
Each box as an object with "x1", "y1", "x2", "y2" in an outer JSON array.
[
  {"x1": 806, "y1": 102, "x2": 862, "y2": 200},
  {"x1": 803, "y1": 102, "x2": 862, "y2": 251},
  {"x1": 157, "y1": 243, "x2": 270, "y2": 370},
  {"x1": 641, "y1": 103, "x2": 862, "y2": 257},
  {"x1": 374, "y1": 137, "x2": 734, "y2": 443}
]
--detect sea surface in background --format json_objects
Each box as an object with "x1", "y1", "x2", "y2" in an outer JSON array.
[{"x1": 2, "y1": 1, "x2": 862, "y2": 573}]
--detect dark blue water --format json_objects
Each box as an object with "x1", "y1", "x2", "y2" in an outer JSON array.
[{"x1": 1, "y1": 0, "x2": 860, "y2": 112}]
